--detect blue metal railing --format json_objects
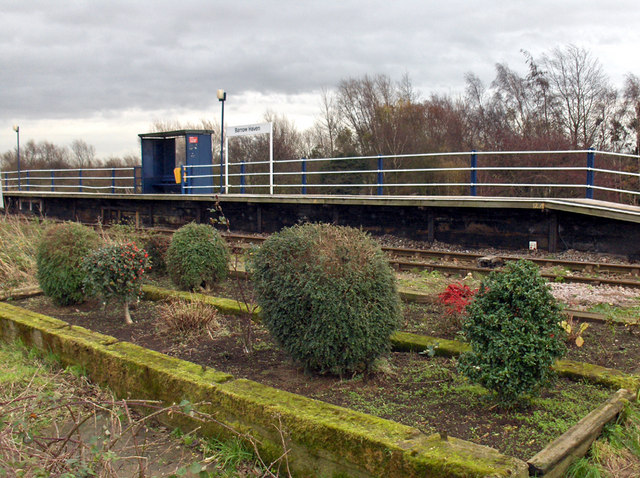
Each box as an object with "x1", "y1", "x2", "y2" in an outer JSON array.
[
  {"x1": 2, "y1": 166, "x2": 140, "y2": 194},
  {"x1": 2, "y1": 150, "x2": 639, "y2": 206}
]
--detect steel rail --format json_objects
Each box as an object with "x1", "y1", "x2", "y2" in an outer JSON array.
[{"x1": 221, "y1": 233, "x2": 640, "y2": 284}]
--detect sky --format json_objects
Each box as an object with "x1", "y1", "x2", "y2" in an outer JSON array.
[{"x1": 2, "y1": 0, "x2": 640, "y2": 160}]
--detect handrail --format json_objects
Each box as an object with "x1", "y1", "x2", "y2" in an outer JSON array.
[{"x1": 2, "y1": 150, "x2": 638, "y2": 205}]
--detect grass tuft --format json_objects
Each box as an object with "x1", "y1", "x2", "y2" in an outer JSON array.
[{"x1": 156, "y1": 297, "x2": 222, "y2": 337}]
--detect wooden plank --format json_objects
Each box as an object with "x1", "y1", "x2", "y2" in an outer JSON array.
[{"x1": 528, "y1": 389, "x2": 635, "y2": 477}]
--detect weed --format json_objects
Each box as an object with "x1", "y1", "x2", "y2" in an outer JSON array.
[
  {"x1": 201, "y1": 437, "x2": 254, "y2": 473},
  {"x1": 548, "y1": 265, "x2": 570, "y2": 283},
  {"x1": 560, "y1": 314, "x2": 590, "y2": 347},
  {"x1": 589, "y1": 302, "x2": 640, "y2": 325}
]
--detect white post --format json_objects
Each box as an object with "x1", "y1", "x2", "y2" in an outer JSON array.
[
  {"x1": 269, "y1": 122, "x2": 274, "y2": 194},
  {"x1": 0, "y1": 171, "x2": 4, "y2": 209}
]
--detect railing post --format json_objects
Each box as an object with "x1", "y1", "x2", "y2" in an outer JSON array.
[
  {"x1": 111, "y1": 168, "x2": 116, "y2": 194},
  {"x1": 302, "y1": 158, "x2": 307, "y2": 195},
  {"x1": 470, "y1": 150, "x2": 478, "y2": 196},
  {"x1": 78, "y1": 169, "x2": 83, "y2": 192},
  {"x1": 51, "y1": 170, "x2": 55, "y2": 192},
  {"x1": 240, "y1": 161, "x2": 245, "y2": 194},
  {"x1": 26, "y1": 171, "x2": 30, "y2": 191},
  {"x1": 180, "y1": 165, "x2": 186, "y2": 195},
  {"x1": 133, "y1": 166, "x2": 139, "y2": 193},
  {"x1": 586, "y1": 148, "x2": 595, "y2": 199},
  {"x1": 377, "y1": 155, "x2": 383, "y2": 196}
]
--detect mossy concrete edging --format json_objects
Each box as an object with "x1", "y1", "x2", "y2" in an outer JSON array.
[
  {"x1": 0, "y1": 301, "x2": 527, "y2": 478},
  {"x1": 390, "y1": 330, "x2": 640, "y2": 394}
]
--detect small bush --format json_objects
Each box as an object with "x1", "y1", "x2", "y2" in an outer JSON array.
[
  {"x1": 458, "y1": 260, "x2": 566, "y2": 405},
  {"x1": 36, "y1": 222, "x2": 100, "y2": 305},
  {"x1": 83, "y1": 242, "x2": 151, "y2": 324},
  {"x1": 156, "y1": 298, "x2": 221, "y2": 336},
  {"x1": 144, "y1": 233, "x2": 171, "y2": 274},
  {"x1": 439, "y1": 282, "x2": 477, "y2": 315},
  {"x1": 248, "y1": 223, "x2": 401, "y2": 375},
  {"x1": 438, "y1": 282, "x2": 478, "y2": 329},
  {"x1": 165, "y1": 223, "x2": 230, "y2": 290}
]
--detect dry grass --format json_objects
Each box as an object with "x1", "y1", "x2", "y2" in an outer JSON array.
[
  {"x1": 0, "y1": 340, "x2": 287, "y2": 477},
  {"x1": 597, "y1": 441, "x2": 640, "y2": 477},
  {"x1": 0, "y1": 341, "x2": 201, "y2": 477},
  {"x1": 156, "y1": 297, "x2": 222, "y2": 337},
  {"x1": 568, "y1": 403, "x2": 640, "y2": 477},
  {"x1": 0, "y1": 214, "x2": 48, "y2": 289}
]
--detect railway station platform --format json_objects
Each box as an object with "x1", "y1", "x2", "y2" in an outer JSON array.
[{"x1": 4, "y1": 191, "x2": 640, "y2": 258}]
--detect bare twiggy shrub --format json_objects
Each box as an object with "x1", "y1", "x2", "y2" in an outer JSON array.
[
  {"x1": 156, "y1": 297, "x2": 221, "y2": 337},
  {"x1": 0, "y1": 340, "x2": 292, "y2": 477}
]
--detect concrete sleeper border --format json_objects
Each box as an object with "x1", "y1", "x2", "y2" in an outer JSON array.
[{"x1": 3, "y1": 286, "x2": 638, "y2": 476}]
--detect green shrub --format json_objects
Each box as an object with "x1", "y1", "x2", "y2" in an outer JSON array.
[
  {"x1": 83, "y1": 242, "x2": 151, "y2": 324},
  {"x1": 458, "y1": 260, "x2": 566, "y2": 405},
  {"x1": 165, "y1": 223, "x2": 229, "y2": 290},
  {"x1": 248, "y1": 223, "x2": 401, "y2": 375},
  {"x1": 36, "y1": 222, "x2": 100, "y2": 306},
  {"x1": 144, "y1": 233, "x2": 171, "y2": 274}
]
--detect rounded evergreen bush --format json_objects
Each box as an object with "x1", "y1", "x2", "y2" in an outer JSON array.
[
  {"x1": 36, "y1": 222, "x2": 101, "y2": 306},
  {"x1": 458, "y1": 260, "x2": 566, "y2": 405},
  {"x1": 165, "y1": 223, "x2": 229, "y2": 290},
  {"x1": 248, "y1": 223, "x2": 401, "y2": 375}
]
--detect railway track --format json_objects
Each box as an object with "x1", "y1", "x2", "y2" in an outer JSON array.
[
  {"x1": 91, "y1": 225, "x2": 640, "y2": 289},
  {"x1": 219, "y1": 232, "x2": 640, "y2": 289}
]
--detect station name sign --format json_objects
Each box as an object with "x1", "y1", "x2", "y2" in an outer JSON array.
[{"x1": 227, "y1": 122, "x2": 271, "y2": 137}]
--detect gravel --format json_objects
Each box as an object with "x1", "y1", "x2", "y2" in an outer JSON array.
[{"x1": 548, "y1": 283, "x2": 640, "y2": 309}]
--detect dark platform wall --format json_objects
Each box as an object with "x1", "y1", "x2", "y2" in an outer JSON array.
[{"x1": 4, "y1": 194, "x2": 639, "y2": 258}]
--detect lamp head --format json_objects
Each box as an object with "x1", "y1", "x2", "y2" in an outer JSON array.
[
  {"x1": 217, "y1": 89, "x2": 226, "y2": 101},
  {"x1": 13, "y1": 125, "x2": 19, "y2": 133}
]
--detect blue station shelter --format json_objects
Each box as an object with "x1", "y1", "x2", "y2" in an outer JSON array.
[{"x1": 139, "y1": 130, "x2": 215, "y2": 194}]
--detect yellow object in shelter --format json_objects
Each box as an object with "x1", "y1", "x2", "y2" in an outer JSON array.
[{"x1": 173, "y1": 167, "x2": 182, "y2": 184}]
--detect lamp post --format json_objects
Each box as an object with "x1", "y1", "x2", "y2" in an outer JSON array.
[
  {"x1": 12, "y1": 125, "x2": 20, "y2": 191},
  {"x1": 217, "y1": 89, "x2": 226, "y2": 193}
]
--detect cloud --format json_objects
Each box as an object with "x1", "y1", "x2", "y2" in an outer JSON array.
[{"x1": 1, "y1": 0, "x2": 640, "y2": 156}]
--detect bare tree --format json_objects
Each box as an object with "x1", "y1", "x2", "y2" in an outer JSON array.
[
  {"x1": 70, "y1": 139, "x2": 96, "y2": 168},
  {"x1": 543, "y1": 45, "x2": 612, "y2": 148},
  {"x1": 311, "y1": 88, "x2": 341, "y2": 158},
  {"x1": 624, "y1": 74, "x2": 640, "y2": 154},
  {"x1": 336, "y1": 74, "x2": 429, "y2": 156}
]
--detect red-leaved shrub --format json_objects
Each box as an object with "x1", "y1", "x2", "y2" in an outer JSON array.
[{"x1": 438, "y1": 282, "x2": 478, "y2": 328}]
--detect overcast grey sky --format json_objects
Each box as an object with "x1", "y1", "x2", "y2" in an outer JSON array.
[{"x1": 2, "y1": 0, "x2": 639, "y2": 160}]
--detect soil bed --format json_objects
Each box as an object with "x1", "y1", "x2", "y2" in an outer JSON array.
[
  {"x1": 156, "y1": 275, "x2": 640, "y2": 375},
  {"x1": 11, "y1": 294, "x2": 615, "y2": 461}
]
